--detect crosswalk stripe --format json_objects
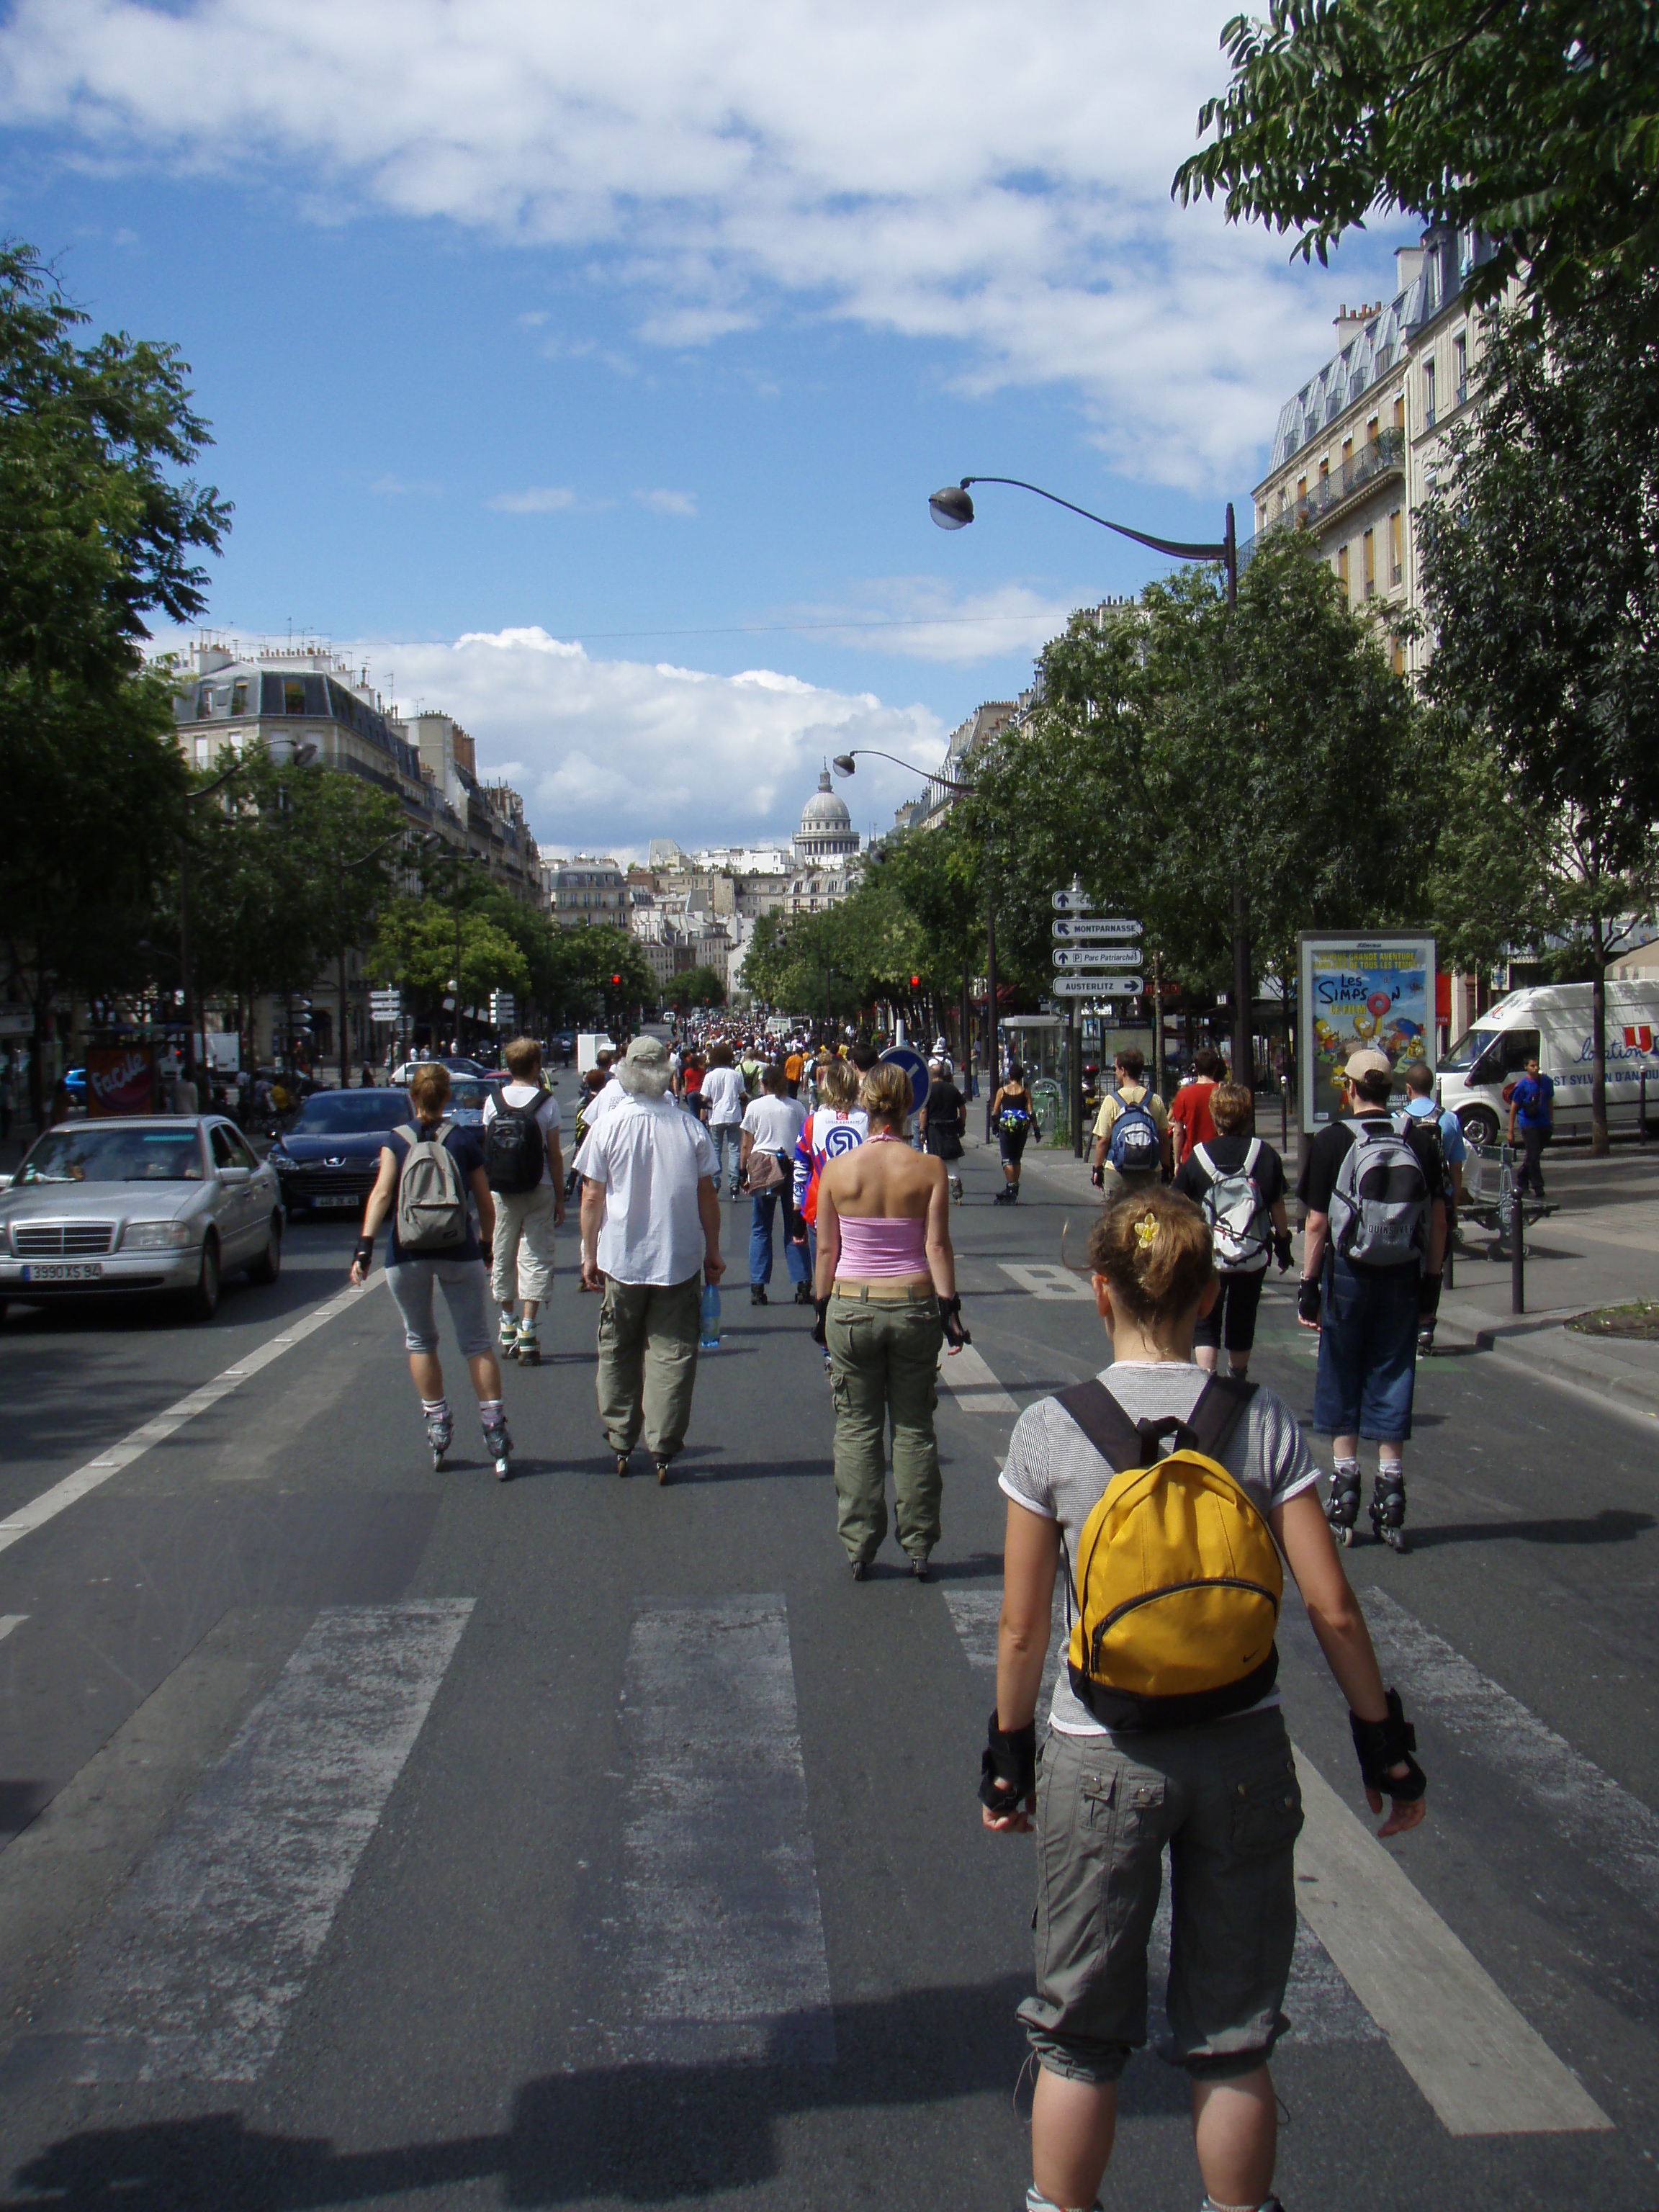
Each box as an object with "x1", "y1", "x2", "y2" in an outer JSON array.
[
  {"x1": 938, "y1": 1343, "x2": 1018, "y2": 1413},
  {"x1": 10, "y1": 1600, "x2": 472, "y2": 2083},
  {"x1": 606, "y1": 1596, "x2": 835, "y2": 2065},
  {"x1": 0, "y1": 1615, "x2": 26, "y2": 1642},
  {"x1": 942, "y1": 1589, "x2": 1607, "y2": 2116},
  {"x1": 1363, "y1": 1586, "x2": 1659, "y2": 1921},
  {"x1": 0, "y1": 1285, "x2": 359, "y2": 1557},
  {"x1": 998, "y1": 1262, "x2": 1094, "y2": 1301}
]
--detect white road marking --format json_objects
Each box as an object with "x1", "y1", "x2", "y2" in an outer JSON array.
[
  {"x1": 1293, "y1": 1754, "x2": 1609, "y2": 2134},
  {"x1": 938, "y1": 1343, "x2": 1018, "y2": 1414},
  {"x1": 1364, "y1": 1586, "x2": 1659, "y2": 1921},
  {"x1": 0, "y1": 1285, "x2": 359, "y2": 1557},
  {"x1": 609, "y1": 1596, "x2": 834, "y2": 2065},
  {"x1": 26, "y1": 1600, "x2": 472, "y2": 2082},
  {"x1": 0, "y1": 1614, "x2": 25, "y2": 1642},
  {"x1": 998, "y1": 1262, "x2": 1093, "y2": 1302},
  {"x1": 943, "y1": 1593, "x2": 1378, "y2": 2047}
]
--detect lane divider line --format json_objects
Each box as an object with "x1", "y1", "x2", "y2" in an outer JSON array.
[
  {"x1": 0, "y1": 1285, "x2": 361, "y2": 1557},
  {"x1": 0, "y1": 1615, "x2": 26, "y2": 1642},
  {"x1": 938, "y1": 1343, "x2": 1018, "y2": 1415}
]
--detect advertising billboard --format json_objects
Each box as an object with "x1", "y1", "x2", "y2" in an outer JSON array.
[
  {"x1": 1298, "y1": 934, "x2": 1435, "y2": 1129},
  {"x1": 86, "y1": 1045, "x2": 157, "y2": 1118}
]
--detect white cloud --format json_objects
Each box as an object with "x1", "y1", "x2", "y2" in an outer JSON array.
[
  {"x1": 372, "y1": 471, "x2": 444, "y2": 496},
  {"x1": 634, "y1": 487, "x2": 697, "y2": 517},
  {"x1": 1, "y1": 0, "x2": 1411, "y2": 489},
  {"x1": 485, "y1": 485, "x2": 580, "y2": 513},
  {"x1": 785, "y1": 577, "x2": 1082, "y2": 664},
  {"x1": 351, "y1": 624, "x2": 946, "y2": 854}
]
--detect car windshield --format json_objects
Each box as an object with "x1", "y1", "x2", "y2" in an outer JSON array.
[
  {"x1": 1440, "y1": 1025, "x2": 1498, "y2": 1073},
  {"x1": 19, "y1": 1128, "x2": 203, "y2": 1183},
  {"x1": 290, "y1": 1092, "x2": 411, "y2": 1133},
  {"x1": 449, "y1": 1082, "x2": 492, "y2": 1110}
]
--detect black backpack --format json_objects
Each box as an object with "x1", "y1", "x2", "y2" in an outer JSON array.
[{"x1": 485, "y1": 1090, "x2": 547, "y2": 1195}]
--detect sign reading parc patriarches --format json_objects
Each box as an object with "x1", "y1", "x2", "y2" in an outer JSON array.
[{"x1": 1298, "y1": 933, "x2": 1435, "y2": 1129}]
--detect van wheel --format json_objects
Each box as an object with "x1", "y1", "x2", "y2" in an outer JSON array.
[
  {"x1": 248, "y1": 1213, "x2": 282, "y2": 1285},
  {"x1": 1460, "y1": 1106, "x2": 1501, "y2": 1148},
  {"x1": 184, "y1": 1233, "x2": 222, "y2": 1322}
]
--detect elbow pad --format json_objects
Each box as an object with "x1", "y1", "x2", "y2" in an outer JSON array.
[{"x1": 979, "y1": 1709, "x2": 1038, "y2": 1810}]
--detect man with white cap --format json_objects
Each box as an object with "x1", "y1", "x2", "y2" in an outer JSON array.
[
  {"x1": 1295, "y1": 1046, "x2": 1445, "y2": 1550},
  {"x1": 577, "y1": 1035, "x2": 724, "y2": 1483}
]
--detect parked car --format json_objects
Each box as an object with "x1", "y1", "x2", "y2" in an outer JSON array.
[
  {"x1": 266, "y1": 1087, "x2": 414, "y2": 1220},
  {"x1": 0, "y1": 1116, "x2": 282, "y2": 1322},
  {"x1": 444, "y1": 1077, "x2": 503, "y2": 1130},
  {"x1": 389, "y1": 1055, "x2": 491, "y2": 1084}
]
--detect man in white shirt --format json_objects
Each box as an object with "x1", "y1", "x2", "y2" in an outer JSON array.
[
  {"x1": 580, "y1": 1047, "x2": 623, "y2": 1130},
  {"x1": 739, "y1": 1063, "x2": 810, "y2": 1305},
  {"x1": 698, "y1": 1043, "x2": 747, "y2": 1199},
  {"x1": 481, "y1": 1038, "x2": 565, "y2": 1364},
  {"x1": 577, "y1": 1035, "x2": 725, "y2": 1483}
]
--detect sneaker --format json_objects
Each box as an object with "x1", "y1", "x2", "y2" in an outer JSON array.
[
  {"x1": 516, "y1": 1330, "x2": 541, "y2": 1366},
  {"x1": 498, "y1": 1312, "x2": 519, "y2": 1352}
]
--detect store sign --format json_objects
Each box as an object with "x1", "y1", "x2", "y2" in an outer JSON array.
[
  {"x1": 1298, "y1": 932, "x2": 1435, "y2": 1128},
  {"x1": 86, "y1": 1045, "x2": 157, "y2": 1117}
]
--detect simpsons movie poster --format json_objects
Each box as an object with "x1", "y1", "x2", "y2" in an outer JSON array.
[{"x1": 1298, "y1": 935, "x2": 1436, "y2": 1129}]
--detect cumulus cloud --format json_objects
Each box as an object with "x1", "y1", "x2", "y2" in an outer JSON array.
[
  {"x1": 348, "y1": 624, "x2": 948, "y2": 855},
  {"x1": 634, "y1": 487, "x2": 697, "y2": 517},
  {"x1": 784, "y1": 577, "x2": 1083, "y2": 664},
  {"x1": 485, "y1": 485, "x2": 581, "y2": 513},
  {"x1": 0, "y1": 0, "x2": 1403, "y2": 489}
]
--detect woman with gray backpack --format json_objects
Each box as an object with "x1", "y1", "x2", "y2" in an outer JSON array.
[
  {"x1": 1173, "y1": 1082, "x2": 1292, "y2": 1379},
  {"x1": 349, "y1": 1061, "x2": 513, "y2": 1479}
]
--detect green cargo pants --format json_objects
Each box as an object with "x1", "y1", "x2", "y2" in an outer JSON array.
[
  {"x1": 596, "y1": 1272, "x2": 702, "y2": 1460},
  {"x1": 824, "y1": 1288, "x2": 945, "y2": 1565}
]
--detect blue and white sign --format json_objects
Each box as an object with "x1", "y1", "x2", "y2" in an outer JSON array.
[
  {"x1": 1052, "y1": 917, "x2": 1142, "y2": 943},
  {"x1": 880, "y1": 1043, "x2": 930, "y2": 1112}
]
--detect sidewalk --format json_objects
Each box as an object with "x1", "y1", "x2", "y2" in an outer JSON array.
[{"x1": 1009, "y1": 1125, "x2": 1659, "y2": 1426}]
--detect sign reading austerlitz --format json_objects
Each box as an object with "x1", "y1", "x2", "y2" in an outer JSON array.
[{"x1": 1053, "y1": 976, "x2": 1143, "y2": 998}]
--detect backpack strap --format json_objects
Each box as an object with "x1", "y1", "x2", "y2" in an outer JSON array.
[
  {"x1": 1192, "y1": 1141, "x2": 1215, "y2": 1179},
  {"x1": 1053, "y1": 1379, "x2": 1148, "y2": 1473},
  {"x1": 1184, "y1": 1374, "x2": 1259, "y2": 1461},
  {"x1": 1243, "y1": 1137, "x2": 1262, "y2": 1176}
]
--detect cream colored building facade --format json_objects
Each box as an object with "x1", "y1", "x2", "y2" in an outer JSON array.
[{"x1": 1252, "y1": 227, "x2": 1505, "y2": 677}]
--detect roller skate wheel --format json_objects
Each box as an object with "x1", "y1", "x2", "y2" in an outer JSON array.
[{"x1": 1336, "y1": 1524, "x2": 1354, "y2": 1547}]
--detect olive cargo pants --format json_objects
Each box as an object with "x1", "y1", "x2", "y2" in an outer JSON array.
[
  {"x1": 596, "y1": 1273, "x2": 702, "y2": 1460},
  {"x1": 824, "y1": 1288, "x2": 944, "y2": 1565}
]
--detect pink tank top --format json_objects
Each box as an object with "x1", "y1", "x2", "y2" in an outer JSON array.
[{"x1": 837, "y1": 1215, "x2": 929, "y2": 1277}]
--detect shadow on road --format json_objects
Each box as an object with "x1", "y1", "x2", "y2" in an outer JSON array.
[{"x1": 1408, "y1": 1507, "x2": 1655, "y2": 1550}]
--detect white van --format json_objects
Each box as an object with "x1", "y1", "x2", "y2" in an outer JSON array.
[
  {"x1": 576, "y1": 1031, "x2": 616, "y2": 1076},
  {"x1": 1435, "y1": 981, "x2": 1659, "y2": 1144}
]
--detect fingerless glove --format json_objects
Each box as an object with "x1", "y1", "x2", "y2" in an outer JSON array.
[
  {"x1": 940, "y1": 1292, "x2": 970, "y2": 1350},
  {"x1": 811, "y1": 1295, "x2": 830, "y2": 1346},
  {"x1": 1298, "y1": 1277, "x2": 1323, "y2": 1325},
  {"x1": 1350, "y1": 1687, "x2": 1427, "y2": 1802},
  {"x1": 978, "y1": 1709, "x2": 1038, "y2": 1811},
  {"x1": 353, "y1": 1236, "x2": 374, "y2": 1273},
  {"x1": 1273, "y1": 1228, "x2": 1293, "y2": 1273}
]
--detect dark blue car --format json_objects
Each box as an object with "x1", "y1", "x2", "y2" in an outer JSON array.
[{"x1": 265, "y1": 1089, "x2": 413, "y2": 1220}]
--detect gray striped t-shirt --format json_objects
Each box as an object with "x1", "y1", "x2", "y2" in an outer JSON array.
[{"x1": 998, "y1": 1361, "x2": 1319, "y2": 1737}]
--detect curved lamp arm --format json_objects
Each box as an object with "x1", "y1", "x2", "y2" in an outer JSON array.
[
  {"x1": 931, "y1": 477, "x2": 1230, "y2": 565},
  {"x1": 832, "y1": 747, "x2": 975, "y2": 795}
]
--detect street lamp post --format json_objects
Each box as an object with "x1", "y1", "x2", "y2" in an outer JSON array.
[
  {"x1": 928, "y1": 476, "x2": 1253, "y2": 1087},
  {"x1": 179, "y1": 755, "x2": 253, "y2": 1096}
]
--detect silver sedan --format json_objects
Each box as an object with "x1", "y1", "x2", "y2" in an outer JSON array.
[{"x1": 0, "y1": 1116, "x2": 283, "y2": 1323}]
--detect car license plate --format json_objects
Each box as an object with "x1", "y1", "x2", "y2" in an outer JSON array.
[
  {"x1": 313, "y1": 1194, "x2": 357, "y2": 1208},
  {"x1": 22, "y1": 1262, "x2": 103, "y2": 1282}
]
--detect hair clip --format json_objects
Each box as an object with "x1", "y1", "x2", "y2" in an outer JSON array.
[{"x1": 1134, "y1": 1213, "x2": 1159, "y2": 1249}]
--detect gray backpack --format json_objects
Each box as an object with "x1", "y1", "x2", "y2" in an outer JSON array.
[
  {"x1": 395, "y1": 1123, "x2": 468, "y2": 1252},
  {"x1": 1193, "y1": 1139, "x2": 1272, "y2": 1274},
  {"x1": 1328, "y1": 1118, "x2": 1429, "y2": 1267}
]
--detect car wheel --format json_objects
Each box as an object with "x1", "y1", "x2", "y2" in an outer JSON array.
[
  {"x1": 1460, "y1": 1106, "x2": 1501, "y2": 1148},
  {"x1": 184, "y1": 1233, "x2": 222, "y2": 1322},
  {"x1": 248, "y1": 1212, "x2": 282, "y2": 1285}
]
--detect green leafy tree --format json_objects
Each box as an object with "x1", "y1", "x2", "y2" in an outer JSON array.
[
  {"x1": 546, "y1": 925, "x2": 655, "y2": 1028},
  {"x1": 1417, "y1": 283, "x2": 1659, "y2": 1146},
  {"x1": 663, "y1": 964, "x2": 728, "y2": 1010},
  {"x1": 0, "y1": 244, "x2": 229, "y2": 1109},
  {"x1": 1174, "y1": 0, "x2": 1659, "y2": 317},
  {"x1": 369, "y1": 900, "x2": 530, "y2": 1019}
]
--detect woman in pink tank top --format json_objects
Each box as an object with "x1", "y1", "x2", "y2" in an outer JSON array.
[{"x1": 814, "y1": 1061, "x2": 969, "y2": 1582}]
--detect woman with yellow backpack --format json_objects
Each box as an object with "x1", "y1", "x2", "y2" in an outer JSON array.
[{"x1": 982, "y1": 1186, "x2": 1426, "y2": 2212}]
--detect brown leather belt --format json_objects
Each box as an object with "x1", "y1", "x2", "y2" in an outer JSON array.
[{"x1": 830, "y1": 1279, "x2": 936, "y2": 1303}]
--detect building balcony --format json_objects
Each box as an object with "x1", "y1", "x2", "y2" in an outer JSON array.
[{"x1": 1264, "y1": 427, "x2": 1406, "y2": 541}]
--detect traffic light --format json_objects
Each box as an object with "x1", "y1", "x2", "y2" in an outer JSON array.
[
  {"x1": 611, "y1": 972, "x2": 621, "y2": 987},
  {"x1": 909, "y1": 974, "x2": 920, "y2": 989}
]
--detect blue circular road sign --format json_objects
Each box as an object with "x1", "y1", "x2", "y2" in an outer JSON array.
[{"x1": 880, "y1": 1043, "x2": 930, "y2": 1112}]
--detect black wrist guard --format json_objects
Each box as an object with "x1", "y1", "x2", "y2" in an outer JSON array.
[
  {"x1": 1418, "y1": 1269, "x2": 1443, "y2": 1319},
  {"x1": 1298, "y1": 1277, "x2": 1323, "y2": 1324},
  {"x1": 940, "y1": 1292, "x2": 970, "y2": 1349},
  {"x1": 1090, "y1": 1164, "x2": 1105, "y2": 1189},
  {"x1": 353, "y1": 1237, "x2": 374, "y2": 1272},
  {"x1": 1350, "y1": 1687, "x2": 1426, "y2": 1802},
  {"x1": 1273, "y1": 1228, "x2": 1293, "y2": 1273},
  {"x1": 978, "y1": 1709, "x2": 1037, "y2": 1811},
  {"x1": 811, "y1": 1295, "x2": 830, "y2": 1346}
]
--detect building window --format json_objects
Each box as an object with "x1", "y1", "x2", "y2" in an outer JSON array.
[
  {"x1": 1391, "y1": 637, "x2": 1405, "y2": 677},
  {"x1": 1366, "y1": 414, "x2": 1379, "y2": 447},
  {"x1": 230, "y1": 679, "x2": 248, "y2": 715},
  {"x1": 1424, "y1": 357, "x2": 1436, "y2": 429},
  {"x1": 1454, "y1": 333, "x2": 1467, "y2": 405},
  {"x1": 1336, "y1": 544, "x2": 1349, "y2": 598},
  {"x1": 1362, "y1": 527, "x2": 1375, "y2": 597},
  {"x1": 1296, "y1": 475, "x2": 1307, "y2": 506},
  {"x1": 1341, "y1": 436, "x2": 1353, "y2": 474},
  {"x1": 1393, "y1": 395, "x2": 1406, "y2": 433},
  {"x1": 284, "y1": 678, "x2": 306, "y2": 715},
  {"x1": 1388, "y1": 508, "x2": 1403, "y2": 585}
]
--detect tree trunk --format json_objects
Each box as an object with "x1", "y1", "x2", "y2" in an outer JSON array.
[
  {"x1": 1591, "y1": 914, "x2": 1609, "y2": 1156},
  {"x1": 1231, "y1": 878, "x2": 1252, "y2": 1088}
]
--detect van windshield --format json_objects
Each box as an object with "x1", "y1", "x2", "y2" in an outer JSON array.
[{"x1": 1440, "y1": 1026, "x2": 1497, "y2": 1073}]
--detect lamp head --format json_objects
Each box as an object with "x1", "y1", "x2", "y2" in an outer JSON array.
[
  {"x1": 832, "y1": 754, "x2": 856, "y2": 776},
  {"x1": 928, "y1": 482, "x2": 974, "y2": 530}
]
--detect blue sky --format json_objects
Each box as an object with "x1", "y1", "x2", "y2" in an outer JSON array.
[{"x1": 1, "y1": 0, "x2": 1413, "y2": 860}]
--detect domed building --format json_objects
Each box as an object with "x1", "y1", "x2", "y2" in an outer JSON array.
[{"x1": 794, "y1": 765, "x2": 861, "y2": 866}]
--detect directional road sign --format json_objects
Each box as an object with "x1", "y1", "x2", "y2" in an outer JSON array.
[
  {"x1": 369, "y1": 989, "x2": 402, "y2": 1022},
  {"x1": 880, "y1": 1043, "x2": 930, "y2": 1112},
  {"x1": 1052, "y1": 946, "x2": 1146, "y2": 972},
  {"x1": 1051, "y1": 889, "x2": 1094, "y2": 913},
  {"x1": 1052, "y1": 976, "x2": 1143, "y2": 998},
  {"x1": 1051, "y1": 917, "x2": 1142, "y2": 943}
]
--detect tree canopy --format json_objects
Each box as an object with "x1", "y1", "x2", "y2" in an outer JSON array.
[{"x1": 1174, "y1": 0, "x2": 1659, "y2": 317}]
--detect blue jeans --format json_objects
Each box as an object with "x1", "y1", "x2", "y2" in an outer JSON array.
[
  {"x1": 709, "y1": 1123, "x2": 742, "y2": 1189},
  {"x1": 750, "y1": 1164, "x2": 810, "y2": 1287},
  {"x1": 1312, "y1": 1256, "x2": 1421, "y2": 1441}
]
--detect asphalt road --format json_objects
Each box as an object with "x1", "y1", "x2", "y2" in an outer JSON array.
[{"x1": 0, "y1": 1125, "x2": 1656, "y2": 2210}]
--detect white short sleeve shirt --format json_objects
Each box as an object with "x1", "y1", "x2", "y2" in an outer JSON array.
[
  {"x1": 742, "y1": 1094, "x2": 808, "y2": 1155},
  {"x1": 701, "y1": 1066, "x2": 747, "y2": 1125},
  {"x1": 575, "y1": 1094, "x2": 718, "y2": 1285},
  {"x1": 482, "y1": 1082, "x2": 561, "y2": 1141}
]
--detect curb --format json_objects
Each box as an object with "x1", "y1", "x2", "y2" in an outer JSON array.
[{"x1": 1434, "y1": 1295, "x2": 1659, "y2": 1422}]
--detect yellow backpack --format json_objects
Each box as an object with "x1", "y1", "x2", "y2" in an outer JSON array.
[{"x1": 1056, "y1": 1376, "x2": 1283, "y2": 1731}]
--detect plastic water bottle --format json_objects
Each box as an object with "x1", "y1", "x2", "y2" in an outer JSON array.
[{"x1": 699, "y1": 1281, "x2": 721, "y2": 1351}]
